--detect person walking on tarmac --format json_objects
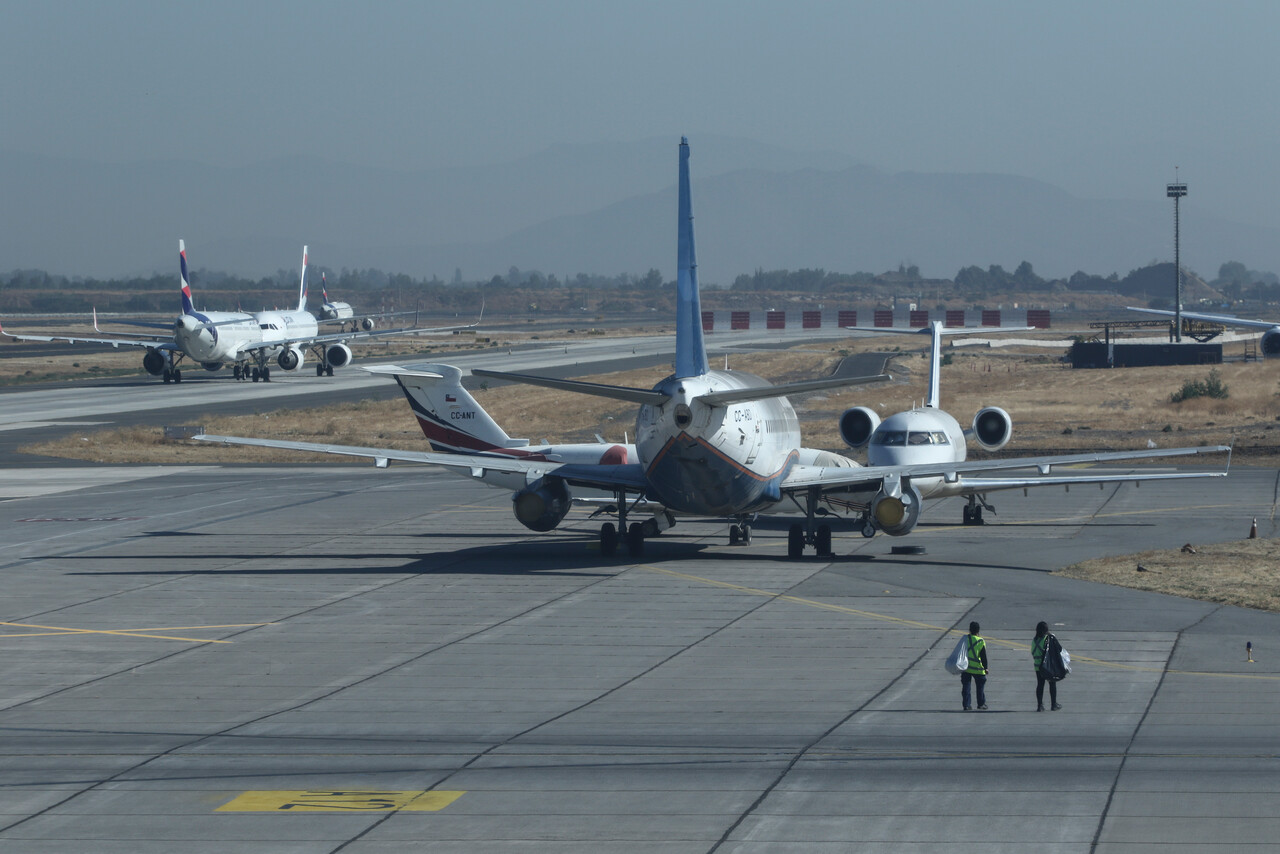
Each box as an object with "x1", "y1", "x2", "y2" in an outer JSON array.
[
  {"x1": 1032, "y1": 621, "x2": 1063, "y2": 711},
  {"x1": 961, "y1": 621, "x2": 989, "y2": 710}
]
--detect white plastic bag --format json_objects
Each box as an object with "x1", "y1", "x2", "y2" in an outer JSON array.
[
  {"x1": 1060, "y1": 648, "x2": 1071, "y2": 675},
  {"x1": 944, "y1": 636, "x2": 969, "y2": 675}
]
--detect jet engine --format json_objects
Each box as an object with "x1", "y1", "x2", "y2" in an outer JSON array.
[
  {"x1": 202, "y1": 362, "x2": 223, "y2": 372},
  {"x1": 870, "y1": 482, "x2": 923, "y2": 537},
  {"x1": 839, "y1": 406, "x2": 881, "y2": 449},
  {"x1": 360, "y1": 317, "x2": 376, "y2": 331},
  {"x1": 971, "y1": 406, "x2": 1012, "y2": 451},
  {"x1": 1262, "y1": 327, "x2": 1280, "y2": 357},
  {"x1": 326, "y1": 343, "x2": 353, "y2": 369},
  {"x1": 277, "y1": 347, "x2": 305, "y2": 371},
  {"x1": 512, "y1": 476, "x2": 571, "y2": 532},
  {"x1": 142, "y1": 349, "x2": 166, "y2": 376}
]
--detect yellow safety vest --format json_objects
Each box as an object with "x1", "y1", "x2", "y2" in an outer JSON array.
[{"x1": 965, "y1": 634, "x2": 986, "y2": 675}]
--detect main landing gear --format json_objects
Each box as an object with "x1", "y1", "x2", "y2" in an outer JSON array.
[
  {"x1": 233, "y1": 364, "x2": 271, "y2": 382},
  {"x1": 597, "y1": 492, "x2": 675, "y2": 558},
  {"x1": 787, "y1": 488, "x2": 835, "y2": 559},
  {"x1": 161, "y1": 367, "x2": 182, "y2": 383},
  {"x1": 962, "y1": 494, "x2": 994, "y2": 526}
]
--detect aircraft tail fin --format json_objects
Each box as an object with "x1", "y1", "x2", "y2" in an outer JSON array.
[
  {"x1": 179, "y1": 239, "x2": 196, "y2": 316},
  {"x1": 675, "y1": 137, "x2": 710, "y2": 379},
  {"x1": 365, "y1": 363, "x2": 530, "y2": 453},
  {"x1": 297, "y1": 246, "x2": 308, "y2": 311}
]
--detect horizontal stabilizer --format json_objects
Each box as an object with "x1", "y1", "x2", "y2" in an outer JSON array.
[
  {"x1": 471, "y1": 368, "x2": 670, "y2": 405},
  {"x1": 696, "y1": 373, "x2": 890, "y2": 407}
]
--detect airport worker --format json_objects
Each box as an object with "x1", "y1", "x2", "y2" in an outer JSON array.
[
  {"x1": 961, "y1": 621, "x2": 988, "y2": 710},
  {"x1": 1032, "y1": 621, "x2": 1062, "y2": 711}
]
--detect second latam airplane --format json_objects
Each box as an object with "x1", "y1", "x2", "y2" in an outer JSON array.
[
  {"x1": 0, "y1": 242, "x2": 471, "y2": 384},
  {"x1": 196, "y1": 138, "x2": 1231, "y2": 559}
]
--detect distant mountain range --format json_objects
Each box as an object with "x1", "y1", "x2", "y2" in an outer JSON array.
[{"x1": 1, "y1": 136, "x2": 1275, "y2": 283}]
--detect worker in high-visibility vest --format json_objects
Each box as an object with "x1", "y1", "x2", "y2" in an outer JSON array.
[{"x1": 961, "y1": 621, "x2": 989, "y2": 710}]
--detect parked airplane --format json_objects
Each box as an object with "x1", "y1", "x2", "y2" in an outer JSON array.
[
  {"x1": 0, "y1": 242, "x2": 469, "y2": 383},
  {"x1": 834, "y1": 320, "x2": 1231, "y2": 537},
  {"x1": 194, "y1": 138, "x2": 1229, "y2": 558},
  {"x1": 1128, "y1": 306, "x2": 1280, "y2": 355}
]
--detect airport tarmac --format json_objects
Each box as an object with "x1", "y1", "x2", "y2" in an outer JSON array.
[{"x1": 0, "y1": 459, "x2": 1276, "y2": 852}]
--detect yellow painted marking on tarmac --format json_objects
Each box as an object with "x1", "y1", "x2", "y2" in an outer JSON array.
[
  {"x1": 0, "y1": 621, "x2": 273, "y2": 644},
  {"x1": 217, "y1": 789, "x2": 465, "y2": 812},
  {"x1": 638, "y1": 565, "x2": 1280, "y2": 681}
]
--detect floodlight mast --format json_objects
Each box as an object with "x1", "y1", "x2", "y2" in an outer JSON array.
[{"x1": 1167, "y1": 176, "x2": 1187, "y2": 342}]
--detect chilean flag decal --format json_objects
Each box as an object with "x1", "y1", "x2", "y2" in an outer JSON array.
[{"x1": 445, "y1": 394, "x2": 457, "y2": 402}]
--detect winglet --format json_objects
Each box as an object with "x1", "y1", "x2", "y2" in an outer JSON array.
[
  {"x1": 179, "y1": 239, "x2": 195, "y2": 316},
  {"x1": 925, "y1": 321, "x2": 943, "y2": 409},
  {"x1": 675, "y1": 137, "x2": 709, "y2": 379},
  {"x1": 297, "y1": 245, "x2": 309, "y2": 312}
]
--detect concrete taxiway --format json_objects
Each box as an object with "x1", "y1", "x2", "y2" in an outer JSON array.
[{"x1": 0, "y1": 457, "x2": 1275, "y2": 852}]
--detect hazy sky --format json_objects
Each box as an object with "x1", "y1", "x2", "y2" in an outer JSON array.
[{"x1": 3, "y1": 1, "x2": 1277, "y2": 229}]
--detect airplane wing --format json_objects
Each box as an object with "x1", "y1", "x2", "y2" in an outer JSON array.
[
  {"x1": 191, "y1": 434, "x2": 649, "y2": 492},
  {"x1": 778, "y1": 444, "x2": 1231, "y2": 492},
  {"x1": 0, "y1": 320, "x2": 172, "y2": 349},
  {"x1": 1127, "y1": 306, "x2": 1278, "y2": 331}
]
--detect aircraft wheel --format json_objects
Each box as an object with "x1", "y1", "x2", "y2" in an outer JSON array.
[
  {"x1": 263, "y1": 367, "x2": 271, "y2": 382},
  {"x1": 729, "y1": 524, "x2": 740, "y2": 546},
  {"x1": 173, "y1": 369, "x2": 182, "y2": 383},
  {"x1": 600, "y1": 522, "x2": 618, "y2": 557},
  {"x1": 861, "y1": 521, "x2": 876, "y2": 538},
  {"x1": 316, "y1": 364, "x2": 325, "y2": 377},
  {"x1": 740, "y1": 524, "x2": 752, "y2": 545},
  {"x1": 815, "y1": 524, "x2": 832, "y2": 556},
  {"x1": 326, "y1": 365, "x2": 334, "y2": 377},
  {"x1": 973, "y1": 506, "x2": 984, "y2": 525},
  {"x1": 787, "y1": 523, "x2": 804, "y2": 559},
  {"x1": 626, "y1": 522, "x2": 645, "y2": 556}
]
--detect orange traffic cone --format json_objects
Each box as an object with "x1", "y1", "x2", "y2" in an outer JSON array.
[{"x1": 1249, "y1": 518, "x2": 1258, "y2": 539}]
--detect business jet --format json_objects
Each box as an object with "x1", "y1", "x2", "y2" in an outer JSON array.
[
  {"x1": 0, "y1": 242, "x2": 469, "y2": 383},
  {"x1": 831, "y1": 320, "x2": 1233, "y2": 541},
  {"x1": 194, "y1": 138, "x2": 1229, "y2": 558},
  {"x1": 1128, "y1": 306, "x2": 1280, "y2": 356}
]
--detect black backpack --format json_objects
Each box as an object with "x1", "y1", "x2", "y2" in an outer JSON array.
[{"x1": 1039, "y1": 634, "x2": 1069, "y2": 681}]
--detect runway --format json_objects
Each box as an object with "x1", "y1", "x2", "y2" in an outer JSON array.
[{"x1": 0, "y1": 460, "x2": 1276, "y2": 852}]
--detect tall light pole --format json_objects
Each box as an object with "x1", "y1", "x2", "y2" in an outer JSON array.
[{"x1": 1167, "y1": 175, "x2": 1187, "y2": 342}]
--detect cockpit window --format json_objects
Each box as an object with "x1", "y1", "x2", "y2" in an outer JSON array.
[{"x1": 873, "y1": 430, "x2": 949, "y2": 447}]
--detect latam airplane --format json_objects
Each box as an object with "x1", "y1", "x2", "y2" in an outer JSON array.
[
  {"x1": 0, "y1": 242, "x2": 466, "y2": 383},
  {"x1": 196, "y1": 138, "x2": 1229, "y2": 558}
]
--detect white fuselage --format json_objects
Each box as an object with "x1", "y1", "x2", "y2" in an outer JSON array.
[
  {"x1": 173, "y1": 308, "x2": 319, "y2": 365},
  {"x1": 635, "y1": 370, "x2": 802, "y2": 515},
  {"x1": 865, "y1": 407, "x2": 967, "y2": 499}
]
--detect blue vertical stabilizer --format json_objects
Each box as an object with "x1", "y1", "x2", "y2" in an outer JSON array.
[{"x1": 675, "y1": 137, "x2": 710, "y2": 379}]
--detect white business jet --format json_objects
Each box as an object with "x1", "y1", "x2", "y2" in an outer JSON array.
[
  {"x1": 195, "y1": 138, "x2": 1229, "y2": 558},
  {"x1": 831, "y1": 320, "x2": 1232, "y2": 541},
  {"x1": 0, "y1": 242, "x2": 467, "y2": 383}
]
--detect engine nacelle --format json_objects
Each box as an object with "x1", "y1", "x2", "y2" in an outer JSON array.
[
  {"x1": 512, "y1": 476, "x2": 571, "y2": 532},
  {"x1": 972, "y1": 406, "x2": 1013, "y2": 451},
  {"x1": 326, "y1": 343, "x2": 353, "y2": 369},
  {"x1": 142, "y1": 349, "x2": 166, "y2": 376},
  {"x1": 360, "y1": 317, "x2": 376, "y2": 331},
  {"x1": 1261, "y1": 327, "x2": 1280, "y2": 357},
  {"x1": 839, "y1": 406, "x2": 882, "y2": 449},
  {"x1": 277, "y1": 347, "x2": 305, "y2": 371},
  {"x1": 871, "y1": 483, "x2": 923, "y2": 537},
  {"x1": 202, "y1": 362, "x2": 223, "y2": 372}
]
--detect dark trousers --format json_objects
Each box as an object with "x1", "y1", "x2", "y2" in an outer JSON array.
[
  {"x1": 1036, "y1": 673, "x2": 1058, "y2": 707},
  {"x1": 961, "y1": 672, "x2": 986, "y2": 709}
]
